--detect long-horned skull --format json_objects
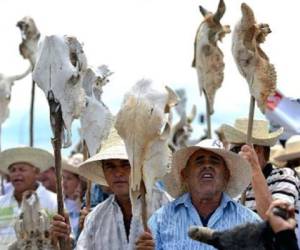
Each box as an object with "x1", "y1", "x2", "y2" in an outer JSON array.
[
  {"x1": 115, "y1": 79, "x2": 178, "y2": 214},
  {"x1": 17, "y1": 16, "x2": 41, "y2": 68},
  {"x1": 192, "y1": 0, "x2": 230, "y2": 115},
  {"x1": 33, "y1": 35, "x2": 87, "y2": 147},
  {"x1": 232, "y1": 3, "x2": 276, "y2": 113}
]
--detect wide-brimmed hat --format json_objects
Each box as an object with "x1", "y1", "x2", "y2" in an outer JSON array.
[
  {"x1": 164, "y1": 139, "x2": 252, "y2": 198},
  {"x1": 221, "y1": 118, "x2": 283, "y2": 147},
  {"x1": 274, "y1": 135, "x2": 300, "y2": 162},
  {"x1": 269, "y1": 144, "x2": 286, "y2": 168},
  {"x1": 77, "y1": 127, "x2": 128, "y2": 186},
  {"x1": 0, "y1": 147, "x2": 54, "y2": 174},
  {"x1": 62, "y1": 153, "x2": 83, "y2": 176}
]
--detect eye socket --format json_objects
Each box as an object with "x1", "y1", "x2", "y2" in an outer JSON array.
[{"x1": 230, "y1": 146, "x2": 242, "y2": 153}]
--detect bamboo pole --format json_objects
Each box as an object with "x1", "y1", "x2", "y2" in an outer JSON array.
[
  {"x1": 29, "y1": 80, "x2": 35, "y2": 146},
  {"x1": 246, "y1": 96, "x2": 256, "y2": 145},
  {"x1": 140, "y1": 179, "x2": 148, "y2": 230},
  {"x1": 83, "y1": 142, "x2": 91, "y2": 210},
  {"x1": 204, "y1": 91, "x2": 212, "y2": 139},
  {"x1": 48, "y1": 91, "x2": 67, "y2": 250}
]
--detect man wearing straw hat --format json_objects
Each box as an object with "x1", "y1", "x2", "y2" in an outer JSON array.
[
  {"x1": 140, "y1": 139, "x2": 260, "y2": 249},
  {"x1": 51, "y1": 128, "x2": 171, "y2": 250},
  {"x1": 0, "y1": 147, "x2": 57, "y2": 248},
  {"x1": 221, "y1": 118, "x2": 300, "y2": 221}
]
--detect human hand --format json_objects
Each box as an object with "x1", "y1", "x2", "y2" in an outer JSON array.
[
  {"x1": 79, "y1": 207, "x2": 90, "y2": 230},
  {"x1": 50, "y1": 212, "x2": 71, "y2": 245},
  {"x1": 265, "y1": 199, "x2": 296, "y2": 233},
  {"x1": 239, "y1": 144, "x2": 261, "y2": 171},
  {"x1": 135, "y1": 230, "x2": 155, "y2": 250}
]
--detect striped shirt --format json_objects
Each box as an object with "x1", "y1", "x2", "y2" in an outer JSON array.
[
  {"x1": 148, "y1": 192, "x2": 261, "y2": 250},
  {"x1": 76, "y1": 187, "x2": 172, "y2": 250},
  {"x1": 243, "y1": 164, "x2": 300, "y2": 214}
]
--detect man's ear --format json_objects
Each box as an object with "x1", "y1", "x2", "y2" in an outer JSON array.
[{"x1": 181, "y1": 168, "x2": 187, "y2": 181}]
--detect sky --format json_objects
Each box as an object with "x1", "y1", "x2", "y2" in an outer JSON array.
[{"x1": 0, "y1": 0, "x2": 299, "y2": 155}]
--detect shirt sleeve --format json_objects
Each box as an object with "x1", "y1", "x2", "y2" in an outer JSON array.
[
  {"x1": 270, "y1": 168, "x2": 300, "y2": 206},
  {"x1": 148, "y1": 210, "x2": 163, "y2": 250},
  {"x1": 75, "y1": 212, "x2": 94, "y2": 250}
]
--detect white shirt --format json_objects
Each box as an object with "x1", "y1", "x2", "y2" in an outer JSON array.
[
  {"x1": 76, "y1": 188, "x2": 172, "y2": 250},
  {"x1": 0, "y1": 182, "x2": 57, "y2": 249}
]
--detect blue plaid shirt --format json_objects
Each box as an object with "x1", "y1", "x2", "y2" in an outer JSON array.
[{"x1": 148, "y1": 192, "x2": 261, "y2": 250}]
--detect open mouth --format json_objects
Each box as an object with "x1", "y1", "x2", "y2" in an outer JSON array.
[{"x1": 200, "y1": 172, "x2": 214, "y2": 181}]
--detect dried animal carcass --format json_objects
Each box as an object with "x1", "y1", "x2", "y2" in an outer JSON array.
[
  {"x1": 80, "y1": 65, "x2": 113, "y2": 156},
  {"x1": 8, "y1": 191, "x2": 54, "y2": 250},
  {"x1": 192, "y1": 0, "x2": 230, "y2": 114},
  {"x1": 33, "y1": 35, "x2": 87, "y2": 147},
  {"x1": 232, "y1": 3, "x2": 276, "y2": 113},
  {"x1": 17, "y1": 16, "x2": 41, "y2": 68},
  {"x1": 115, "y1": 79, "x2": 178, "y2": 215}
]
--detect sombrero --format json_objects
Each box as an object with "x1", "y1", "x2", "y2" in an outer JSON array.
[{"x1": 274, "y1": 135, "x2": 300, "y2": 162}]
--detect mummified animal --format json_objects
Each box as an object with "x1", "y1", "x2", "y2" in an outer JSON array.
[
  {"x1": 188, "y1": 207, "x2": 290, "y2": 250},
  {"x1": 33, "y1": 35, "x2": 87, "y2": 147},
  {"x1": 80, "y1": 65, "x2": 113, "y2": 156},
  {"x1": 232, "y1": 3, "x2": 276, "y2": 113},
  {"x1": 8, "y1": 191, "x2": 54, "y2": 250},
  {"x1": 192, "y1": 0, "x2": 230, "y2": 115},
  {"x1": 17, "y1": 16, "x2": 41, "y2": 68},
  {"x1": 115, "y1": 79, "x2": 178, "y2": 215}
]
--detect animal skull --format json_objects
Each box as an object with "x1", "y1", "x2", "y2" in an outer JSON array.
[
  {"x1": 17, "y1": 16, "x2": 41, "y2": 67},
  {"x1": 33, "y1": 35, "x2": 87, "y2": 147},
  {"x1": 115, "y1": 79, "x2": 178, "y2": 215},
  {"x1": 192, "y1": 0, "x2": 230, "y2": 115},
  {"x1": 232, "y1": 3, "x2": 276, "y2": 113},
  {"x1": 8, "y1": 191, "x2": 54, "y2": 250},
  {"x1": 80, "y1": 66, "x2": 113, "y2": 156}
]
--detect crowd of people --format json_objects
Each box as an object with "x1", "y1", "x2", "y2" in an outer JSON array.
[{"x1": 0, "y1": 118, "x2": 299, "y2": 250}]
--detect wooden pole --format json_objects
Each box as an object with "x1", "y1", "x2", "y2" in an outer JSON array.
[
  {"x1": 83, "y1": 142, "x2": 91, "y2": 210},
  {"x1": 140, "y1": 179, "x2": 148, "y2": 230},
  {"x1": 48, "y1": 91, "x2": 67, "y2": 250},
  {"x1": 29, "y1": 80, "x2": 35, "y2": 146},
  {"x1": 246, "y1": 96, "x2": 256, "y2": 145},
  {"x1": 204, "y1": 91, "x2": 212, "y2": 139}
]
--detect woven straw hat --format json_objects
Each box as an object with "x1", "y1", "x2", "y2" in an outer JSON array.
[
  {"x1": 164, "y1": 139, "x2": 252, "y2": 198},
  {"x1": 77, "y1": 127, "x2": 128, "y2": 186},
  {"x1": 221, "y1": 118, "x2": 283, "y2": 146},
  {"x1": 62, "y1": 153, "x2": 83, "y2": 176},
  {"x1": 0, "y1": 147, "x2": 54, "y2": 174},
  {"x1": 274, "y1": 135, "x2": 300, "y2": 162},
  {"x1": 269, "y1": 144, "x2": 286, "y2": 168}
]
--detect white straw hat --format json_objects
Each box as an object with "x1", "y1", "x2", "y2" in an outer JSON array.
[
  {"x1": 221, "y1": 118, "x2": 283, "y2": 146},
  {"x1": 77, "y1": 127, "x2": 128, "y2": 186},
  {"x1": 62, "y1": 153, "x2": 83, "y2": 176},
  {"x1": 274, "y1": 135, "x2": 300, "y2": 162},
  {"x1": 164, "y1": 139, "x2": 252, "y2": 198},
  {"x1": 0, "y1": 147, "x2": 54, "y2": 174},
  {"x1": 269, "y1": 144, "x2": 286, "y2": 168}
]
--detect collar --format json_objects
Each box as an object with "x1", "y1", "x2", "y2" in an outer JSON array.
[
  {"x1": 174, "y1": 192, "x2": 233, "y2": 210},
  {"x1": 263, "y1": 163, "x2": 273, "y2": 178}
]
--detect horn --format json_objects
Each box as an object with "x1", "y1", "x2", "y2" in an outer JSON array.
[
  {"x1": 213, "y1": 0, "x2": 226, "y2": 22},
  {"x1": 199, "y1": 5, "x2": 210, "y2": 17}
]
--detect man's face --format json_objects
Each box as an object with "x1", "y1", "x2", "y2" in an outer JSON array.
[
  {"x1": 37, "y1": 167, "x2": 57, "y2": 193},
  {"x1": 182, "y1": 149, "x2": 229, "y2": 200},
  {"x1": 62, "y1": 170, "x2": 81, "y2": 199},
  {"x1": 8, "y1": 162, "x2": 39, "y2": 194},
  {"x1": 102, "y1": 159, "x2": 130, "y2": 197}
]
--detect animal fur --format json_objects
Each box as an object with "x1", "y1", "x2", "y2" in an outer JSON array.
[
  {"x1": 192, "y1": 0, "x2": 230, "y2": 115},
  {"x1": 189, "y1": 222, "x2": 274, "y2": 250},
  {"x1": 232, "y1": 3, "x2": 276, "y2": 113},
  {"x1": 8, "y1": 191, "x2": 55, "y2": 250},
  {"x1": 115, "y1": 79, "x2": 178, "y2": 216}
]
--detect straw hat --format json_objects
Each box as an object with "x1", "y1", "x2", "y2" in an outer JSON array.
[
  {"x1": 0, "y1": 147, "x2": 54, "y2": 174},
  {"x1": 221, "y1": 118, "x2": 283, "y2": 146},
  {"x1": 77, "y1": 127, "x2": 128, "y2": 186},
  {"x1": 274, "y1": 135, "x2": 300, "y2": 162},
  {"x1": 62, "y1": 153, "x2": 83, "y2": 176},
  {"x1": 164, "y1": 139, "x2": 252, "y2": 198},
  {"x1": 269, "y1": 144, "x2": 286, "y2": 168}
]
